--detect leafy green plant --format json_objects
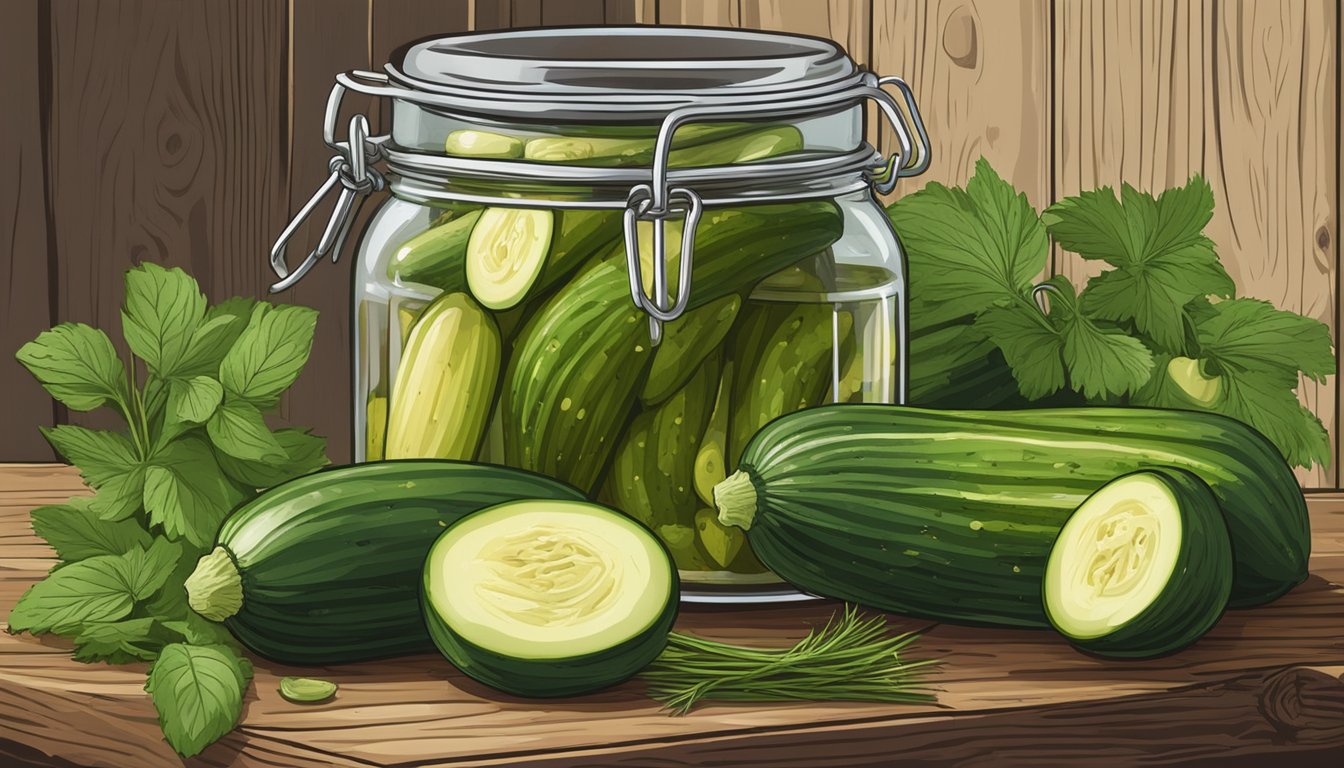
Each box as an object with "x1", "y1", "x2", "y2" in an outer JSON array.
[
  {"x1": 889, "y1": 159, "x2": 1334, "y2": 469},
  {"x1": 10, "y1": 263, "x2": 327, "y2": 757}
]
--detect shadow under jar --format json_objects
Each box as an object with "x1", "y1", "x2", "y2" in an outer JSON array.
[{"x1": 272, "y1": 26, "x2": 930, "y2": 603}]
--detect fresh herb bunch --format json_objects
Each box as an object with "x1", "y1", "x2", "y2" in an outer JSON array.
[
  {"x1": 10, "y1": 263, "x2": 327, "y2": 757},
  {"x1": 641, "y1": 606, "x2": 938, "y2": 713},
  {"x1": 890, "y1": 159, "x2": 1335, "y2": 469}
]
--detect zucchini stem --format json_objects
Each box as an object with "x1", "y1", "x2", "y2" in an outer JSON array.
[
  {"x1": 185, "y1": 546, "x2": 244, "y2": 622},
  {"x1": 715, "y1": 470, "x2": 760, "y2": 531}
]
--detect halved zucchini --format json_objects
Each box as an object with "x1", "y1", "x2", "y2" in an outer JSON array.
[
  {"x1": 422, "y1": 499, "x2": 678, "y2": 697},
  {"x1": 466, "y1": 208, "x2": 619, "y2": 310},
  {"x1": 1043, "y1": 468, "x2": 1233, "y2": 658}
]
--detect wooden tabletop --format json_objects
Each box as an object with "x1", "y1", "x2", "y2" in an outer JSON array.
[{"x1": 1, "y1": 464, "x2": 1342, "y2": 768}]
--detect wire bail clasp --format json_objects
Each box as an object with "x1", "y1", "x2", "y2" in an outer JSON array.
[
  {"x1": 269, "y1": 81, "x2": 386, "y2": 292},
  {"x1": 622, "y1": 184, "x2": 704, "y2": 346}
]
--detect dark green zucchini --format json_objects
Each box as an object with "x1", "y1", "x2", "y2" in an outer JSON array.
[
  {"x1": 502, "y1": 245, "x2": 653, "y2": 493},
  {"x1": 601, "y1": 354, "x2": 720, "y2": 530},
  {"x1": 716, "y1": 405, "x2": 1309, "y2": 623},
  {"x1": 729, "y1": 302, "x2": 847, "y2": 466},
  {"x1": 635, "y1": 202, "x2": 845, "y2": 314},
  {"x1": 386, "y1": 208, "x2": 482, "y2": 291},
  {"x1": 640, "y1": 294, "x2": 740, "y2": 406},
  {"x1": 182, "y1": 461, "x2": 585, "y2": 664},
  {"x1": 908, "y1": 321, "x2": 1021, "y2": 409}
]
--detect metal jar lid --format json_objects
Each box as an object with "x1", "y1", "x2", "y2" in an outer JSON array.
[{"x1": 386, "y1": 26, "x2": 863, "y2": 120}]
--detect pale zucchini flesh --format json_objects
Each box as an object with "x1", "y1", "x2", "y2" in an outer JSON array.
[
  {"x1": 1044, "y1": 474, "x2": 1183, "y2": 638},
  {"x1": 466, "y1": 208, "x2": 555, "y2": 310}
]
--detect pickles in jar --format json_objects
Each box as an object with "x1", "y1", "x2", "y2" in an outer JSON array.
[{"x1": 385, "y1": 292, "x2": 501, "y2": 460}]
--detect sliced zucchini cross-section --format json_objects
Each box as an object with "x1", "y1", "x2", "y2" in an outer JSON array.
[
  {"x1": 1043, "y1": 468, "x2": 1233, "y2": 658},
  {"x1": 422, "y1": 499, "x2": 678, "y2": 697}
]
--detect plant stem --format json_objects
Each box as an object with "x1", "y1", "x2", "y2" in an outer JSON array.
[{"x1": 123, "y1": 359, "x2": 150, "y2": 460}]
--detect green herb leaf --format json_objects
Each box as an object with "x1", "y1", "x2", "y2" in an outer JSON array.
[
  {"x1": 1180, "y1": 298, "x2": 1335, "y2": 468},
  {"x1": 39, "y1": 425, "x2": 139, "y2": 487},
  {"x1": 218, "y1": 304, "x2": 318, "y2": 406},
  {"x1": 168, "y1": 375, "x2": 224, "y2": 425},
  {"x1": 215, "y1": 429, "x2": 328, "y2": 489},
  {"x1": 15, "y1": 323, "x2": 130, "y2": 413},
  {"x1": 206, "y1": 398, "x2": 286, "y2": 462},
  {"x1": 73, "y1": 618, "x2": 171, "y2": 664},
  {"x1": 1046, "y1": 278, "x2": 1155, "y2": 400},
  {"x1": 8, "y1": 558, "x2": 135, "y2": 635},
  {"x1": 199, "y1": 298, "x2": 258, "y2": 359},
  {"x1": 121, "y1": 263, "x2": 208, "y2": 378},
  {"x1": 4, "y1": 540, "x2": 175, "y2": 635},
  {"x1": 88, "y1": 467, "x2": 148, "y2": 521},
  {"x1": 975, "y1": 304, "x2": 1064, "y2": 400},
  {"x1": 117, "y1": 538, "x2": 184, "y2": 600},
  {"x1": 887, "y1": 159, "x2": 1049, "y2": 331},
  {"x1": 1045, "y1": 178, "x2": 1234, "y2": 351},
  {"x1": 1196, "y1": 298, "x2": 1335, "y2": 384},
  {"x1": 143, "y1": 437, "x2": 245, "y2": 548},
  {"x1": 30, "y1": 499, "x2": 153, "y2": 561},
  {"x1": 145, "y1": 643, "x2": 252, "y2": 758},
  {"x1": 1219, "y1": 371, "x2": 1331, "y2": 470},
  {"x1": 176, "y1": 315, "x2": 244, "y2": 377},
  {"x1": 160, "y1": 613, "x2": 238, "y2": 649}
]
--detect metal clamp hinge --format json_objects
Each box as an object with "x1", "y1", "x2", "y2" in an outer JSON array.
[{"x1": 269, "y1": 102, "x2": 387, "y2": 292}]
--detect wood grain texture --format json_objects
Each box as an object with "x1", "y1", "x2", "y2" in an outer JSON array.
[
  {"x1": 658, "y1": 0, "x2": 739, "y2": 27},
  {"x1": 0, "y1": 0, "x2": 56, "y2": 461},
  {"x1": 371, "y1": 0, "x2": 470, "y2": 65},
  {"x1": 46, "y1": 0, "x2": 288, "y2": 433},
  {"x1": 870, "y1": 0, "x2": 1051, "y2": 210},
  {"x1": 279, "y1": 0, "x2": 374, "y2": 465},
  {"x1": 1052, "y1": 0, "x2": 1339, "y2": 487},
  {"x1": 0, "y1": 465, "x2": 1341, "y2": 767},
  {"x1": 658, "y1": 1, "x2": 868, "y2": 64}
]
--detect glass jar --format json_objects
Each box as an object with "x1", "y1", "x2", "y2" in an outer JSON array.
[{"x1": 271, "y1": 27, "x2": 929, "y2": 602}]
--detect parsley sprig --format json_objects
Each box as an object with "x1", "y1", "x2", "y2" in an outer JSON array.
[
  {"x1": 890, "y1": 159, "x2": 1334, "y2": 469},
  {"x1": 10, "y1": 263, "x2": 328, "y2": 757}
]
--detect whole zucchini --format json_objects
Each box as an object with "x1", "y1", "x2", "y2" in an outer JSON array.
[
  {"x1": 908, "y1": 321, "x2": 1021, "y2": 409},
  {"x1": 601, "y1": 354, "x2": 720, "y2": 530},
  {"x1": 503, "y1": 246, "x2": 653, "y2": 492},
  {"x1": 386, "y1": 207, "x2": 482, "y2": 291},
  {"x1": 636, "y1": 202, "x2": 844, "y2": 314},
  {"x1": 182, "y1": 461, "x2": 586, "y2": 664},
  {"x1": 640, "y1": 294, "x2": 740, "y2": 406},
  {"x1": 716, "y1": 405, "x2": 1309, "y2": 621},
  {"x1": 729, "y1": 302, "x2": 849, "y2": 466}
]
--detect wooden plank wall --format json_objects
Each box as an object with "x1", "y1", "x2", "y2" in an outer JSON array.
[{"x1": 2, "y1": 0, "x2": 1339, "y2": 488}]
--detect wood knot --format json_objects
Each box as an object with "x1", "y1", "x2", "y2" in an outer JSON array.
[
  {"x1": 1257, "y1": 666, "x2": 1344, "y2": 745},
  {"x1": 942, "y1": 6, "x2": 978, "y2": 69},
  {"x1": 1317, "y1": 226, "x2": 1331, "y2": 252}
]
